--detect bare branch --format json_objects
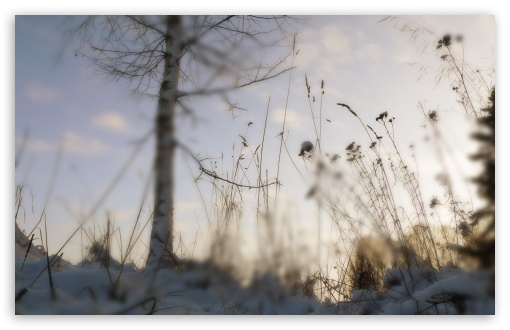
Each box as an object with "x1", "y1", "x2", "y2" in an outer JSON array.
[
  {"x1": 178, "y1": 59, "x2": 294, "y2": 98},
  {"x1": 177, "y1": 140, "x2": 279, "y2": 190}
]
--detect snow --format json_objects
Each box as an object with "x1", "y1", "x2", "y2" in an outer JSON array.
[
  {"x1": 15, "y1": 257, "x2": 325, "y2": 315},
  {"x1": 15, "y1": 223, "x2": 494, "y2": 315},
  {"x1": 337, "y1": 264, "x2": 494, "y2": 315},
  {"x1": 15, "y1": 222, "x2": 324, "y2": 314}
]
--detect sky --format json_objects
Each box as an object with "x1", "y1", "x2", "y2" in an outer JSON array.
[
  {"x1": 2, "y1": 1, "x2": 508, "y2": 327},
  {"x1": 13, "y1": 15, "x2": 497, "y2": 267}
]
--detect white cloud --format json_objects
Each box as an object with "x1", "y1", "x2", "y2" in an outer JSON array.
[
  {"x1": 356, "y1": 43, "x2": 382, "y2": 61},
  {"x1": 16, "y1": 131, "x2": 108, "y2": 156},
  {"x1": 295, "y1": 22, "x2": 384, "y2": 86},
  {"x1": 296, "y1": 24, "x2": 353, "y2": 78},
  {"x1": 91, "y1": 111, "x2": 130, "y2": 133},
  {"x1": 63, "y1": 131, "x2": 109, "y2": 156},
  {"x1": 20, "y1": 138, "x2": 54, "y2": 153},
  {"x1": 394, "y1": 47, "x2": 420, "y2": 64},
  {"x1": 298, "y1": 24, "x2": 352, "y2": 59},
  {"x1": 272, "y1": 108, "x2": 309, "y2": 131},
  {"x1": 25, "y1": 82, "x2": 60, "y2": 103}
]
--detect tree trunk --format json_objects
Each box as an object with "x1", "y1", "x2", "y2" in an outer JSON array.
[{"x1": 147, "y1": 15, "x2": 182, "y2": 267}]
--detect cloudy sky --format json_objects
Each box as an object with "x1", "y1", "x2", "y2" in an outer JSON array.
[{"x1": 13, "y1": 14, "x2": 496, "y2": 265}]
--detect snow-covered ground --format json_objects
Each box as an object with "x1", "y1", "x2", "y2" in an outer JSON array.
[
  {"x1": 15, "y1": 222, "x2": 327, "y2": 315},
  {"x1": 15, "y1": 223, "x2": 494, "y2": 315}
]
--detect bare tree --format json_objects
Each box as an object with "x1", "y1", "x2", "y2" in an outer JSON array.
[{"x1": 65, "y1": 15, "x2": 297, "y2": 267}]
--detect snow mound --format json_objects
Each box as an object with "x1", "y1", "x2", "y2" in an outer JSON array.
[
  {"x1": 338, "y1": 264, "x2": 494, "y2": 315},
  {"x1": 15, "y1": 225, "x2": 325, "y2": 314},
  {"x1": 15, "y1": 224, "x2": 494, "y2": 315}
]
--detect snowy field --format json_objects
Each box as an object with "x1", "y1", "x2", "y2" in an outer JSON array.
[{"x1": 15, "y1": 222, "x2": 494, "y2": 315}]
